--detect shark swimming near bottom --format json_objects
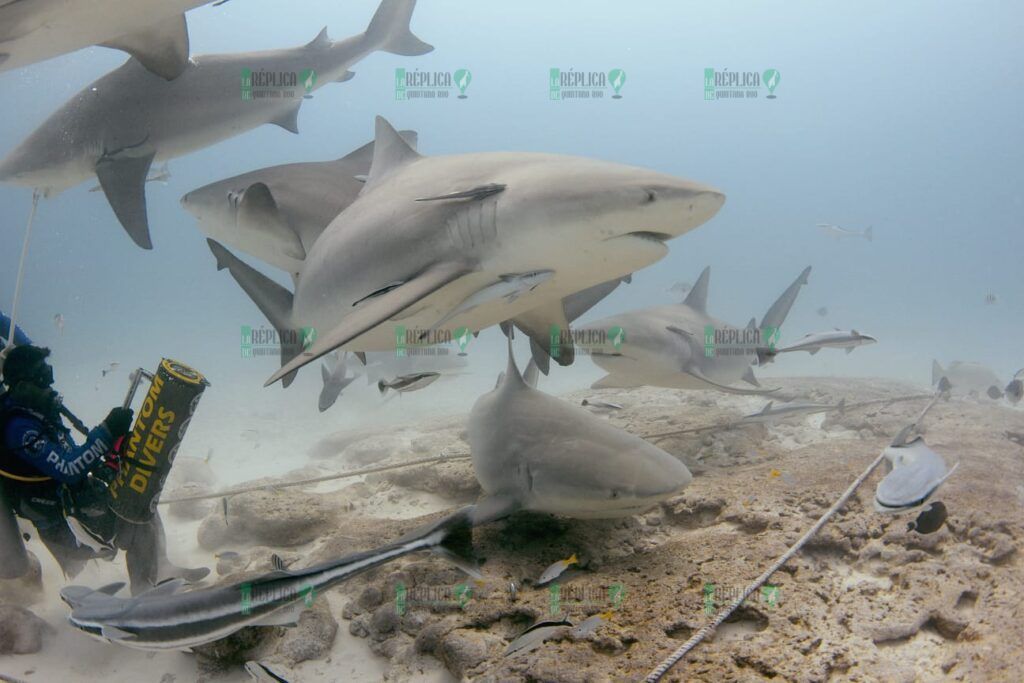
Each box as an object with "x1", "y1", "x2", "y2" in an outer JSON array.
[
  {"x1": 61, "y1": 507, "x2": 477, "y2": 650},
  {"x1": 574, "y1": 265, "x2": 811, "y2": 393}
]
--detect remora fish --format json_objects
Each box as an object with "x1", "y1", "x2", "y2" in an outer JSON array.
[
  {"x1": 377, "y1": 371, "x2": 440, "y2": 395},
  {"x1": 61, "y1": 507, "x2": 477, "y2": 650},
  {"x1": 741, "y1": 398, "x2": 845, "y2": 424},
  {"x1": 424, "y1": 270, "x2": 555, "y2": 335},
  {"x1": 817, "y1": 223, "x2": 873, "y2": 241},
  {"x1": 0, "y1": 0, "x2": 433, "y2": 249},
  {"x1": 581, "y1": 398, "x2": 624, "y2": 414},
  {"x1": 769, "y1": 329, "x2": 877, "y2": 357}
]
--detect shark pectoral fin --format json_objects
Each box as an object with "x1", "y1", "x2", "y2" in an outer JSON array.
[
  {"x1": 95, "y1": 150, "x2": 156, "y2": 249},
  {"x1": 270, "y1": 102, "x2": 302, "y2": 134},
  {"x1": 760, "y1": 266, "x2": 811, "y2": 331},
  {"x1": 845, "y1": 346, "x2": 854, "y2": 354},
  {"x1": 253, "y1": 602, "x2": 307, "y2": 627},
  {"x1": 742, "y1": 366, "x2": 761, "y2": 387},
  {"x1": 529, "y1": 338, "x2": 550, "y2": 376},
  {"x1": 237, "y1": 183, "x2": 305, "y2": 260},
  {"x1": 514, "y1": 300, "x2": 574, "y2": 368},
  {"x1": 416, "y1": 184, "x2": 506, "y2": 202},
  {"x1": 591, "y1": 374, "x2": 640, "y2": 389},
  {"x1": 265, "y1": 261, "x2": 473, "y2": 386},
  {"x1": 684, "y1": 366, "x2": 779, "y2": 395},
  {"x1": 338, "y1": 70, "x2": 356, "y2": 82},
  {"x1": 523, "y1": 359, "x2": 540, "y2": 389},
  {"x1": 207, "y1": 239, "x2": 299, "y2": 387},
  {"x1": 470, "y1": 495, "x2": 520, "y2": 526},
  {"x1": 100, "y1": 625, "x2": 136, "y2": 641},
  {"x1": 101, "y1": 14, "x2": 190, "y2": 80},
  {"x1": 808, "y1": 347, "x2": 820, "y2": 355}
]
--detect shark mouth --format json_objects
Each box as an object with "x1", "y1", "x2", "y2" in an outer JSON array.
[{"x1": 610, "y1": 231, "x2": 672, "y2": 243}]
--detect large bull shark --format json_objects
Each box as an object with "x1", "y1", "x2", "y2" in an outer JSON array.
[
  {"x1": 61, "y1": 506, "x2": 477, "y2": 650},
  {"x1": 575, "y1": 265, "x2": 811, "y2": 393},
  {"x1": 467, "y1": 335, "x2": 693, "y2": 521},
  {"x1": 0, "y1": 0, "x2": 433, "y2": 249},
  {"x1": 181, "y1": 130, "x2": 418, "y2": 274},
  {"x1": 208, "y1": 116, "x2": 725, "y2": 386},
  {"x1": 0, "y1": 0, "x2": 212, "y2": 80}
]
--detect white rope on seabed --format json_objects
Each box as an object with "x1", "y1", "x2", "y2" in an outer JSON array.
[
  {"x1": 642, "y1": 389, "x2": 947, "y2": 682},
  {"x1": 2, "y1": 190, "x2": 41, "y2": 359}
]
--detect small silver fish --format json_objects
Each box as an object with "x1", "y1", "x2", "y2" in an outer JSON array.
[
  {"x1": 581, "y1": 398, "x2": 623, "y2": 414},
  {"x1": 503, "y1": 619, "x2": 573, "y2": 657},
  {"x1": 570, "y1": 611, "x2": 613, "y2": 638},
  {"x1": 536, "y1": 553, "x2": 578, "y2": 586}
]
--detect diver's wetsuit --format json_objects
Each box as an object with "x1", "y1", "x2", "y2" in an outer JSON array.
[{"x1": 0, "y1": 391, "x2": 118, "y2": 576}]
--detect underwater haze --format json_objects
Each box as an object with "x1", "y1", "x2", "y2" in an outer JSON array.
[{"x1": 1, "y1": 1, "x2": 1022, "y2": 681}]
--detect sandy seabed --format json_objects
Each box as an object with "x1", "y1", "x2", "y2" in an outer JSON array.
[{"x1": 1, "y1": 377, "x2": 1022, "y2": 682}]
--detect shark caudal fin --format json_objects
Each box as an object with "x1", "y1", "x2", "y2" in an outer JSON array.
[
  {"x1": 207, "y1": 239, "x2": 300, "y2": 387},
  {"x1": 100, "y1": 14, "x2": 190, "y2": 80},
  {"x1": 364, "y1": 0, "x2": 433, "y2": 56}
]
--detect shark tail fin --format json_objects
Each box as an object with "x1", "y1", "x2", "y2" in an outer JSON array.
[
  {"x1": 207, "y1": 239, "x2": 299, "y2": 387},
  {"x1": 364, "y1": 0, "x2": 434, "y2": 56}
]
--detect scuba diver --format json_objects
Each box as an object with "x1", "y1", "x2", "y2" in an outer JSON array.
[{"x1": 0, "y1": 344, "x2": 208, "y2": 593}]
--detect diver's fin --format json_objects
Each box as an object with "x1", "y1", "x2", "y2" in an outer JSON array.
[
  {"x1": 363, "y1": 116, "x2": 422, "y2": 190},
  {"x1": 513, "y1": 299, "x2": 574, "y2": 368},
  {"x1": 237, "y1": 183, "x2": 305, "y2": 260},
  {"x1": 416, "y1": 184, "x2": 506, "y2": 202},
  {"x1": 270, "y1": 102, "x2": 302, "y2": 134},
  {"x1": 95, "y1": 150, "x2": 156, "y2": 249},
  {"x1": 101, "y1": 14, "x2": 190, "y2": 80},
  {"x1": 742, "y1": 366, "x2": 760, "y2": 387},
  {"x1": 562, "y1": 276, "x2": 630, "y2": 323},
  {"x1": 760, "y1": 266, "x2": 811, "y2": 331},
  {"x1": 682, "y1": 267, "x2": 711, "y2": 312},
  {"x1": 364, "y1": 0, "x2": 435, "y2": 56},
  {"x1": 266, "y1": 260, "x2": 473, "y2": 385},
  {"x1": 207, "y1": 239, "x2": 300, "y2": 387}
]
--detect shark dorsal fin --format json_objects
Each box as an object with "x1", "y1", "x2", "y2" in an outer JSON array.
[
  {"x1": 337, "y1": 130, "x2": 418, "y2": 165},
  {"x1": 364, "y1": 116, "x2": 421, "y2": 190},
  {"x1": 502, "y1": 330, "x2": 527, "y2": 390},
  {"x1": 97, "y1": 581, "x2": 126, "y2": 596},
  {"x1": 138, "y1": 578, "x2": 186, "y2": 599},
  {"x1": 762, "y1": 401, "x2": 773, "y2": 413},
  {"x1": 746, "y1": 318, "x2": 756, "y2": 330},
  {"x1": 306, "y1": 27, "x2": 331, "y2": 49},
  {"x1": 683, "y1": 267, "x2": 711, "y2": 312}
]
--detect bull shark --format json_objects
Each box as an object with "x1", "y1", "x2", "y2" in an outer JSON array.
[
  {"x1": 207, "y1": 116, "x2": 724, "y2": 387},
  {"x1": 875, "y1": 437, "x2": 958, "y2": 513},
  {"x1": 0, "y1": 0, "x2": 433, "y2": 249},
  {"x1": 467, "y1": 336, "x2": 692, "y2": 520},
  {"x1": 575, "y1": 265, "x2": 811, "y2": 393},
  {"x1": 0, "y1": 0, "x2": 211, "y2": 80},
  {"x1": 318, "y1": 352, "x2": 358, "y2": 412},
  {"x1": 764, "y1": 328, "x2": 877, "y2": 360},
  {"x1": 931, "y1": 360, "x2": 1002, "y2": 398},
  {"x1": 61, "y1": 507, "x2": 477, "y2": 650},
  {"x1": 181, "y1": 131, "x2": 418, "y2": 273}
]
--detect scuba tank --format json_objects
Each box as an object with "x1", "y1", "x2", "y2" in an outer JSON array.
[{"x1": 107, "y1": 359, "x2": 209, "y2": 525}]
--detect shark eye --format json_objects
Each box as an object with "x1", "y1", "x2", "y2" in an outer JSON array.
[{"x1": 643, "y1": 190, "x2": 657, "y2": 204}]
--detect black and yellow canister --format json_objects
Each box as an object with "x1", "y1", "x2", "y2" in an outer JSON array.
[{"x1": 108, "y1": 359, "x2": 208, "y2": 524}]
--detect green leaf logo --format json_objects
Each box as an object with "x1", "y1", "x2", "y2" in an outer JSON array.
[
  {"x1": 299, "y1": 68, "x2": 318, "y2": 93},
  {"x1": 608, "y1": 68, "x2": 626, "y2": 98}
]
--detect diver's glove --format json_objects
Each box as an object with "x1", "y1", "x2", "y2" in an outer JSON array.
[
  {"x1": 9, "y1": 382, "x2": 59, "y2": 415},
  {"x1": 103, "y1": 407, "x2": 134, "y2": 439}
]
